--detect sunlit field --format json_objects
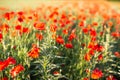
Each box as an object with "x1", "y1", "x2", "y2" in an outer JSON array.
[{"x1": 0, "y1": 0, "x2": 120, "y2": 80}]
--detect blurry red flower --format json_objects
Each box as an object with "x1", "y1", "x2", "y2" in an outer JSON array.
[
  {"x1": 10, "y1": 64, "x2": 24, "y2": 77},
  {"x1": 34, "y1": 22, "x2": 45, "y2": 30},
  {"x1": 90, "y1": 29, "x2": 97, "y2": 37},
  {"x1": 56, "y1": 36, "x2": 64, "y2": 44},
  {"x1": 84, "y1": 53, "x2": 91, "y2": 61},
  {"x1": 50, "y1": 24, "x2": 57, "y2": 32},
  {"x1": 63, "y1": 29, "x2": 68, "y2": 35},
  {"x1": 91, "y1": 68, "x2": 103, "y2": 79},
  {"x1": 79, "y1": 21, "x2": 84, "y2": 27},
  {"x1": 15, "y1": 25, "x2": 22, "y2": 31},
  {"x1": 83, "y1": 77, "x2": 89, "y2": 80},
  {"x1": 1, "y1": 77, "x2": 8, "y2": 80},
  {"x1": 0, "y1": 61, "x2": 9, "y2": 71},
  {"x1": 114, "y1": 52, "x2": 120, "y2": 58},
  {"x1": 18, "y1": 17, "x2": 23, "y2": 22},
  {"x1": 36, "y1": 33, "x2": 43, "y2": 41},
  {"x1": 6, "y1": 57, "x2": 16, "y2": 65},
  {"x1": 28, "y1": 44, "x2": 40, "y2": 58},
  {"x1": 65, "y1": 43, "x2": 73, "y2": 49},
  {"x1": 22, "y1": 27, "x2": 29, "y2": 33},
  {"x1": 0, "y1": 33, "x2": 3, "y2": 42},
  {"x1": 98, "y1": 54, "x2": 103, "y2": 61},
  {"x1": 82, "y1": 28, "x2": 89, "y2": 34},
  {"x1": 106, "y1": 75, "x2": 117, "y2": 80},
  {"x1": 53, "y1": 71, "x2": 60, "y2": 76},
  {"x1": 68, "y1": 33, "x2": 76, "y2": 41}
]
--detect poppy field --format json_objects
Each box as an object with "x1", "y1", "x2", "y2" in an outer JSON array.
[{"x1": 0, "y1": 1, "x2": 120, "y2": 80}]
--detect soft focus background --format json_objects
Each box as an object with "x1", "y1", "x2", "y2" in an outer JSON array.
[{"x1": 0, "y1": 0, "x2": 120, "y2": 10}]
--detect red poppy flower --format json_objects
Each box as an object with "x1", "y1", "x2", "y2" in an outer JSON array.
[
  {"x1": 91, "y1": 68, "x2": 103, "y2": 79},
  {"x1": 90, "y1": 29, "x2": 97, "y2": 37},
  {"x1": 0, "y1": 61, "x2": 9, "y2": 71},
  {"x1": 56, "y1": 36, "x2": 64, "y2": 44},
  {"x1": 10, "y1": 64, "x2": 24, "y2": 77},
  {"x1": 34, "y1": 22, "x2": 45, "y2": 30},
  {"x1": 22, "y1": 27, "x2": 29, "y2": 34},
  {"x1": 79, "y1": 21, "x2": 84, "y2": 27},
  {"x1": 28, "y1": 44, "x2": 40, "y2": 58},
  {"x1": 106, "y1": 75, "x2": 117, "y2": 80},
  {"x1": 15, "y1": 25, "x2": 22, "y2": 31},
  {"x1": 84, "y1": 53, "x2": 91, "y2": 61},
  {"x1": 50, "y1": 24, "x2": 57, "y2": 32},
  {"x1": 114, "y1": 52, "x2": 120, "y2": 58},
  {"x1": 98, "y1": 54, "x2": 103, "y2": 61},
  {"x1": 83, "y1": 77, "x2": 89, "y2": 80},
  {"x1": 6, "y1": 57, "x2": 16, "y2": 65},
  {"x1": 0, "y1": 33, "x2": 3, "y2": 42},
  {"x1": 82, "y1": 28, "x2": 89, "y2": 34},
  {"x1": 68, "y1": 33, "x2": 76, "y2": 41},
  {"x1": 65, "y1": 43, "x2": 73, "y2": 49},
  {"x1": 1, "y1": 77, "x2": 8, "y2": 80},
  {"x1": 53, "y1": 71, "x2": 60, "y2": 76},
  {"x1": 36, "y1": 33, "x2": 43, "y2": 41},
  {"x1": 63, "y1": 29, "x2": 68, "y2": 35}
]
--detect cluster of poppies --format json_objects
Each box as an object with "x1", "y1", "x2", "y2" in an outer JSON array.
[{"x1": 0, "y1": 1, "x2": 120, "y2": 80}]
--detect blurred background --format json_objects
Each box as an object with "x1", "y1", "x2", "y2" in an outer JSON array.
[{"x1": 0, "y1": 0, "x2": 120, "y2": 10}]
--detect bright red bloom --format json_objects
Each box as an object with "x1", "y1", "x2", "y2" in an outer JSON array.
[
  {"x1": 0, "y1": 33, "x2": 3, "y2": 42},
  {"x1": 50, "y1": 24, "x2": 57, "y2": 32},
  {"x1": 90, "y1": 29, "x2": 97, "y2": 37},
  {"x1": 10, "y1": 64, "x2": 24, "y2": 77},
  {"x1": 91, "y1": 68, "x2": 103, "y2": 79},
  {"x1": 94, "y1": 44, "x2": 104, "y2": 52},
  {"x1": 114, "y1": 52, "x2": 120, "y2": 58},
  {"x1": 62, "y1": 29, "x2": 68, "y2": 35},
  {"x1": 56, "y1": 36, "x2": 64, "y2": 44},
  {"x1": 68, "y1": 33, "x2": 76, "y2": 41},
  {"x1": 88, "y1": 49, "x2": 94, "y2": 55},
  {"x1": 82, "y1": 28, "x2": 89, "y2": 34},
  {"x1": 22, "y1": 27, "x2": 29, "y2": 34},
  {"x1": 1, "y1": 77, "x2": 8, "y2": 80},
  {"x1": 0, "y1": 61, "x2": 9, "y2": 71},
  {"x1": 84, "y1": 53, "x2": 91, "y2": 61},
  {"x1": 83, "y1": 77, "x2": 89, "y2": 80},
  {"x1": 79, "y1": 21, "x2": 84, "y2": 27},
  {"x1": 28, "y1": 44, "x2": 40, "y2": 58},
  {"x1": 98, "y1": 54, "x2": 103, "y2": 61},
  {"x1": 36, "y1": 33, "x2": 43, "y2": 41},
  {"x1": 18, "y1": 17, "x2": 24, "y2": 22},
  {"x1": 6, "y1": 57, "x2": 16, "y2": 65},
  {"x1": 15, "y1": 25, "x2": 22, "y2": 31},
  {"x1": 106, "y1": 75, "x2": 117, "y2": 80},
  {"x1": 34, "y1": 22, "x2": 45, "y2": 30},
  {"x1": 65, "y1": 43, "x2": 73, "y2": 49},
  {"x1": 53, "y1": 71, "x2": 60, "y2": 76}
]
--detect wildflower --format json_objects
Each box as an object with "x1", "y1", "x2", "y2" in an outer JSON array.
[
  {"x1": 65, "y1": 43, "x2": 73, "y2": 49},
  {"x1": 106, "y1": 75, "x2": 117, "y2": 80},
  {"x1": 10, "y1": 64, "x2": 24, "y2": 77},
  {"x1": 82, "y1": 28, "x2": 89, "y2": 34},
  {"x1": 36, "y1": 33, "x2": 43, "y2": 41},
  {"x1": 114, "y1": 52, "x2": 120, "y2": 58},
  {"x1": 56, "y1": 36, "x2": 64, "y2": 44},
  {"x1": 0, "y1": 33, "x2": 3, "y2": 42},
  {"x1": 98, "y1": 54, "x2": 103, "y2": 61},
  {"x1": 91, "y1": 68, "x2": 103, "y2": 79},
  {"x1": 68, "y1": 33, "x2": 76, "y2": 41},
  {"x1": 53, "y1": 71, "x2": 60, "y2": 76},
  {"x1": 84, "y1": 53, "x2": 91, "y2": 61},
  {"x1": 0, "y1": 77, "x2": 8, "y2": 80},
  {"x1": 0, "y1": 61, "x2": 9, "y2": 71},
  {"x1": 79, "y1": 21, "x2": 84, "y2": 27},
  {"x1": 34, "y1": 22, "x2": 45, "y2": 30},
  {"x1": 83, "y1": 77, "x2": 89, "y2": 80},
  {"x1": 6, "y1": 57, "x2": 16, "y2": 65},
  {"x1": 50, "y1": 24, "x2": 57, "y2": 32},
  {"x1": 28, "y1": 44, "x2": 40, "y2": 58}
]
